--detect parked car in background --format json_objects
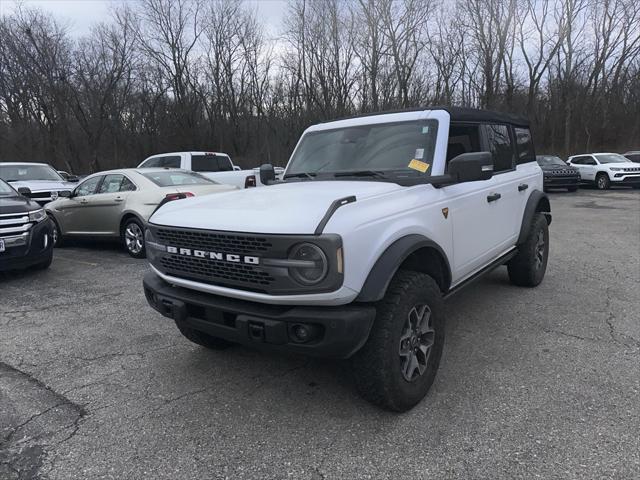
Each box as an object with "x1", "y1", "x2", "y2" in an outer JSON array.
[
  {"x1": 0, "y1": 178, "x2": 54, "y2": 272},
  {"x1": 567, "y1": 153, "x2": 640, "y2": 190},
  {"x1": 623, "y1": 151, "x2": 640, "y2": 163},
  {"x1": 0, "y1": 162, "x2": 76, "y2": 205},
  {"x1": 45, "y1": 168, "x2": 237, "y2": 258},
  {"x1": 137, "y1": 152, "x2": 283, "y2": 188},
  {"x1": 536, "y1": 155, "x2": 580, "y2": 191},
  {"x1": 57, "y1": 170, "x2": 80, "y2": 182}
]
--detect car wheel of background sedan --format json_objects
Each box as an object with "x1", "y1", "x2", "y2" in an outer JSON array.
[
  {"x1": 596, "y1": 173, "x2": 610, "y2": 190},
  {"x1": 48, "y1": 215, "x2": 64, "y2": 247},
  {"x1": 122, "y1": 218, "x2": 146, "y2": 259}
]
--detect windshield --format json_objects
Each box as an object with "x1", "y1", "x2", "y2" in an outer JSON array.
[
  {"x1": 0, "y1": 178, "x2": 16, "y2": 195},
  {"x1": 595, "y1": 154, "x2": 630, "y2": 164},
  {"x1": 142, "y1": 171, "x2": 215, "y2": 187},
  {"x1": 537, "y1": 156, "x2": 566, "y2": 166},
  {"x1": 0, "y1": 164, "x2": 64, "y2": 182},
  {"x1": 285, "y1": 120, "x2": 438, "y2": 181}
]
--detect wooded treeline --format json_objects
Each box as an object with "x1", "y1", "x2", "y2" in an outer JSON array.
[{"x1": 0, "y1": 0, "x2": 638, "y2": 174}]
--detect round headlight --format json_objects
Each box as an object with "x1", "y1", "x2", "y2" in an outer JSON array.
[{"x1": 288, "y1": 243, "x2": 328, "y2": 285}]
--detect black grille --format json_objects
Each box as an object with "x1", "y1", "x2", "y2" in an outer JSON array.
[
  {"x1": 156, "y1": 228, "x2": 272, "y2": 255},
  {"x1": 30, "y1": 191, "x2": 52, "y2": 199},
  {"x1": 160, "y1": 255, "x2": 274, "y2": 291}
]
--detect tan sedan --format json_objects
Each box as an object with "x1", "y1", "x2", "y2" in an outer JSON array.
[{"x1": 45, "y1": 168, "x2": 236, "y2": 258}]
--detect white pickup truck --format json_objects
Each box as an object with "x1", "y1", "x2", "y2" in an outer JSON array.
[{"x1": 137, "y1": 151, "x2": 282, "y2": 188}]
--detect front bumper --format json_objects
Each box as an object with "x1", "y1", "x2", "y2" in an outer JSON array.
[
  {"x1": 611, "y1": 174, "x2": 640, "y2": 184},
  {"x1": 143, "y1": 272, "x2": 376, "y2": 359},
  {"x1": 0, "y1": 219, "x2": 54, "y2": 271},
  {"x1": 543, "y1": 175, "x2": 580, "y2": 188}
]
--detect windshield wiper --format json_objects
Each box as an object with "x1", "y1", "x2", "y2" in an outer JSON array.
[
  {"x1": 283, "y1": 172, "x2": 317, "y2": 180},
  {"x1": 332, "y1": 170, "x2": 387, "y2": 179}
]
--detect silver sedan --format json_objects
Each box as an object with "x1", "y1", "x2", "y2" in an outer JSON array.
[{"x1": 45, "y1": 168, "x2": 236, "y2": 258}]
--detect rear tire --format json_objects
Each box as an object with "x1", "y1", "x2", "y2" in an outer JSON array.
[
  {"x1": 175, "y1": 320, "x2": 236, "y2": 350},
  {"x1": 508, "y1": 213, "x2": 549, "y2": 287},
  {"x1": 596, "y1": 173, "x2": 610, "y2": 190},
  {"x1": 122, "y1": 217, "x2": 146, "y2": 259},
  {"x1": 351, "y1": 270, "x2": 444, "y2": 412}
]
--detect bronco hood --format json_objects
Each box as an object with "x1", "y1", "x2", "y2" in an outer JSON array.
[{"x1": 149, "y1": 180, "x2": 403, "y2": 234}]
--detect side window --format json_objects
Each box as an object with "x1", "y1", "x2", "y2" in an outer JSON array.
[
  {"x1": 191, "y1": 155, "x2": 220, "y2": 172},
  {"x1": 75, "y1": 176, "x2": 102, "y2": 197},
  {"x1": 446, "y1": 124, "x2": 482, "y2": 167},
  {"x1": 570, "y1": 157, "x2": 583, "y2": 165},
  {"x1": 120, "y1": 176, "x2": 137, "y2": 192},
  {"x1": 514, "y1": 127, "x2": 535, "y2": 164},
  {"x1": 484, "y1": 124, "x2": 515, "y2": 172},
  {"x1": 217, "y1": 156, "x2": 234, "y2": 172},
  {"x1": 161, "y1": 156, "x2": 181, "y2": 168},
  {"x1": 584, "y1": 156, "x2": 597, "y2": 165},
  {"x1": 97, "y1": 174, "x2": 125, "y2": 194},
  {"x1": 140, "y1": 157, "x2": 162, "y2": 168}
]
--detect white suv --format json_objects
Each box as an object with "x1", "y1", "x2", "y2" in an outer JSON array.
[
  {"x1": 142, "y1": 107, "x2": 552, "y2": 411},
  {"x1": 567, "y1": 153, "x2": 640, "y2": 190}
]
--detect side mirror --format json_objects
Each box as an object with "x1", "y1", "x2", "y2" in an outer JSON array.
[
  {"x1": 233, "y1": 165, "x2": 241, "y2": 171},
  {"x1": 448, "y1": 152, "x2": 494, "y2": 183},
  {"x1": 59, "y1": 190, "x2": 72, "y2": 198},
  {"x1": 67, "y1": 175, "x2": 80, "y2": 182},
  {"x1": 259, "y1": 164, "x2": 276, "y2": 185},
  {"x1": 18, "y1": 187, "x2": 32, "y2": 197}
]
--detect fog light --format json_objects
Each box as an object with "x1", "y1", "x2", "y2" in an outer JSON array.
[{"x1": 290, "y1": 323, "x2": 321, "y2": 343}]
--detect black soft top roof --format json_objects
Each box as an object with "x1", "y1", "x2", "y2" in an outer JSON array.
[{"x1": 331, "y1": 106, "x2": 530, "y2": 127}]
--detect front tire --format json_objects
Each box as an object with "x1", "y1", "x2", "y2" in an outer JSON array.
[
  {"x1": 48, "y1": 215, "x2": 64, "y2": 247},
  {"x1": 596, "y1": 173, "x2": 610, "y2": 190},
  {"x1": 175, "y1": 320, "x2": 236, "y2": 350},
  {"x1": 351, "y1": 271, "x2": 444, "y2": 412},
  {"x1": 35, "y1": 252, "x2": 53, "y2": 270},
  {"x1": 508, "y1": 213, "x2": 549, "y2": 287},
  {"x1": 122, "y1": 217, "x2": 146, "y2": 258}
]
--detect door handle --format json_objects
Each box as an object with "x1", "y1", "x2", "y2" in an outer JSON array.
[
  {"x1": 114, "y1": 197, "x2": 124, "y2": 202},
  {"x1": 80, "y1": 198, "x2": 88, "y2": 204},
  {"x1": 487, "y1": 193, "x2": 501, "y2": 203},
  {"x1": 518, "y1": 183, "x2": 528, "y2": 192}
]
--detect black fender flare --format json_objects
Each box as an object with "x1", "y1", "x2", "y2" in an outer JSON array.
[
  {"x1": 517, "y1": 190, "x2": 551, "y2": 245},
  {"x1": 356, "y1": 234, "x2": 452, "y2": 303}
]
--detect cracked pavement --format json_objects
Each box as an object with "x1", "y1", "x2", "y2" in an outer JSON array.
[{"x1": 1, "y1": 188, "x2": 639, "y2": 479}]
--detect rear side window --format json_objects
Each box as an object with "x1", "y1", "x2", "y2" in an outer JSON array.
[
  {"x1": 484, "y1": 124, "x2": 515, "y2": 172},
  {"x1": 572, "y1": 156, "x2": 596, "y2": 165},
  {"x1": 140, "y1": 156, "x2": 181, "y2": 168},
  {"x1": 514, "y1": 127, "x2": 535, "y2": 164},
  {"x1": 191, "y1": 155, "x2": 233, "y2": 172},
  {"x1": 142, "y1": 171, "x2": 215, "y2": 187}
]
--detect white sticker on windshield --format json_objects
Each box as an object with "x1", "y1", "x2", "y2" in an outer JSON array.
[
  {"x1": 415, "y1": 148, "x2": 424, "y2": 160},
  {"x1": 422, "y1": 126, "x2": 429, "y2": 134}
]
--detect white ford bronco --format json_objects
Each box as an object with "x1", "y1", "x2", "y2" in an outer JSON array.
[{"x1": 143, "y1": 107, "x2": 551, "y2": 411}]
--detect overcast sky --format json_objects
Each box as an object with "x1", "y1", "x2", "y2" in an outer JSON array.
[{"x1": 1, "y1": 0, "x2": 287, "y2": 37}]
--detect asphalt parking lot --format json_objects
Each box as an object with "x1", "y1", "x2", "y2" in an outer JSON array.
[{"x1": 1, "y1": 188, "x2": 639, "y2": 480}]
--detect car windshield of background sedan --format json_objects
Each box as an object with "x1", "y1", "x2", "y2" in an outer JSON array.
[
  {"x1": 595, "y1": 154, "x2": 630, "y2": 164},
  {"x1": 142, "y1": 171, "x2": 216, "y2": 187},
  {"x1": 0, "y1": 164, "x2": 64, "y2": 182},
  {"x1": 285, "y1": 120, "x2": 438, "y2": 180},
  {"x1": 0, "y1": 179, "x2": 16, "y2": 195},
  {"x1": 537, "y1": 156, "x2": 566, "y2": 167}
]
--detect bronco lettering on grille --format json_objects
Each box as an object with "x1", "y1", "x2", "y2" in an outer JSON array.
[{"x1": 166, "y1": 246, "x2": 260, "y2": 265}]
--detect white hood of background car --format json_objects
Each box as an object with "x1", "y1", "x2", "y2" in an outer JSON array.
[
  {"x1": 149, "y1": 181, "x2": 403, "y2": 234},
  {"x1": 7, "y1": 179, "x2": 74, "y2": 192},
  {"x1": 604, "y1": 163, "x2": 636, "y2": 169}
]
